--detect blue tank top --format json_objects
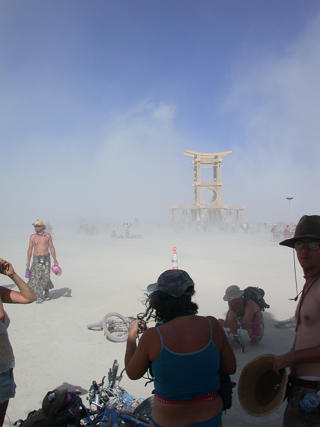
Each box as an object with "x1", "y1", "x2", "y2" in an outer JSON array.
[{"x1": 151, "y1": 317, "x2": 220, "y2": 401}]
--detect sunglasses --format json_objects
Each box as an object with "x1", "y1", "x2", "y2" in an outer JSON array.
[{"x1": 294, "y1": 241, "x2": 320, "y2": 250}]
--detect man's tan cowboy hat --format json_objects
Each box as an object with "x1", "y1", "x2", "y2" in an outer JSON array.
[
  {"x1": 32, "y1": 219, "x2": 46, "y2": 228},
  {"x1": 223, "y1": 285, "x2": 244, "y2": 301},
  {"x1": 280, "y1": 215, "x2": 320, "y2": 248},
  {"x1": 238, "y1": 354, "x2": 288, "y2": 417}
]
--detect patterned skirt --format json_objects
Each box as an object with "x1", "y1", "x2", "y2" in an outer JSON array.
[{"x1": 28, "y1": 255, "x2": 54, "y2": 298}]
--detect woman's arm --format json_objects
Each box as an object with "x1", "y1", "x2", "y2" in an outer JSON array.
[
  {"x1": 209, "y1": 316, "x2": 236, "y2": 375},
  {"x1": 125, "y1": 320, "x2": 152, "y2": 380},
  {"x1": 0, "y1": 259, "x2": 36, "y2": 304}
]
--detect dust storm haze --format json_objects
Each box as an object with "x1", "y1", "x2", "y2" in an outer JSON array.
[{"x1": 1, "y1": 4, "x2": 320, "y2": 232}]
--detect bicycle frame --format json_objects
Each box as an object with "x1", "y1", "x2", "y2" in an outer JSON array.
[
  {"x1": 86, "y1": 360, "x2": 153, "y2": 426},
  {"x1": 82, "y1": 405, "x2": 149, "y2": 427},
  {"x1": 224, "y1": 316, "x2": 245, "y2": 353}
]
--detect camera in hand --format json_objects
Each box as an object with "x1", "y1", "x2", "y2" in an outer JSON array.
[
  {"x1": 0, "y1": 263, "x2": 3, "y2": 273},
  {"x1": 138, "y1": 320, "x2": 147, "y2": 333}
]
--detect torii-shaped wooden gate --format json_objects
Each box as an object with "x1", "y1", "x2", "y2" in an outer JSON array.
[{"x1": 171, "y1": 149, "x2": 245, "y2": 223}]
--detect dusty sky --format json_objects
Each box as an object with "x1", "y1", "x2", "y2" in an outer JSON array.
[{"x1": 1, "y1": 1, "x2": 319, "y2": 228}]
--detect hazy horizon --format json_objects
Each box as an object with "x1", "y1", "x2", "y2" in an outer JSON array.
[{"x1": 1, "y1": 1, "x2": 319, "y2": 228}]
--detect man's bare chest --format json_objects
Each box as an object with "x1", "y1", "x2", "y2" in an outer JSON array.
[
  {"x1": 32, "y1": 234, "x2": 50, "y2": 248},
  {"x1": 296, "y1": 284, "x2": 320, "y2": 326}
]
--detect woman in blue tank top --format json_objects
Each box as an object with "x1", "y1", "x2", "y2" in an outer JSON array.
[{"x1": 125, "y1": 269, "x2": 236, "y2": 427}]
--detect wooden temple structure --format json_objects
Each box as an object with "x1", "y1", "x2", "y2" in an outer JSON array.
[{"x1": 171, "y1": 150, "x2": 245, "y2": 224}]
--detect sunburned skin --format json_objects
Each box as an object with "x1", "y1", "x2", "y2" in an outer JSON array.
[
  {"x1": 27, "y1": 226, "x2": 58, "y2": 268},
  {"x1": 292, "y1": 276, "x2": 320, "y2": 377},
  {"x1": 274, "y1": 237, "x2": 320, "y2": 377}
]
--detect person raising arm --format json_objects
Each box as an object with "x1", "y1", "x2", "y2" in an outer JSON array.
[{"x1": 0, "y1": 259, "x2": 36, "y2": 427}]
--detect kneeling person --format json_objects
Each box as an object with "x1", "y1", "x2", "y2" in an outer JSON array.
[{"x1": 219, "y1": 285, "x2": 264, "y2": 344}]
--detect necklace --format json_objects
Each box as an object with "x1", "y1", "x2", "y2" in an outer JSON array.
[{"x1": 34, "y1": 231, "x2": 46, "y2": 245}]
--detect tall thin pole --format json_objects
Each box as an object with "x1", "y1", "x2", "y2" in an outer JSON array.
[{"x1": 286, "y1": 197, "x2": 293, "y2": 227}]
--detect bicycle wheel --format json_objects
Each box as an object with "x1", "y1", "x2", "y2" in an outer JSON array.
[
  {"x1": 102, "y1": 312, "x2": 129, "y2": 342},
  {"x1": 123, "y1": 396, "x2": 154, "y2": 427},
  {"x1": 87, "y1": 321, "x2": 103, "y2": 331}
]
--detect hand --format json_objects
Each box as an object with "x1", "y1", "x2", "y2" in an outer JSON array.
[
  {"x1": 138, "y1": 320, "x2": 147, "y2": 334},
  {"x1": 0, "y1": 259, "x2": 14, "y2": 277},
  {"x1": 128, "y1": 320, "x2": 140, "y2": 340},
  {"x1": 273, "y1": 353, "x2": 291, "y2": 376},
  {"x1": 218, "y1": 318, "x2": 225, "y2": 327}
]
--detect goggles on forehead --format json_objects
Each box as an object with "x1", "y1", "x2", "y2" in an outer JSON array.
[{"x1": 294, "y1": 241, "x2": 320, "y2": 250}]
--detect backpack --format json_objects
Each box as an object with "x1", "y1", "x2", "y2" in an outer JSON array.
[
  {"x1": 243, "y1": 287, "x2": 270, "y2": 312},
  {"x1": 14, "y1": 390, "x2": 85, "y2": 427}
]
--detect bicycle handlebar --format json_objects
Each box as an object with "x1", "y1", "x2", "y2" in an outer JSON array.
[{"x1": 110, "y1": 360, "x2": 119, "y2": 387}]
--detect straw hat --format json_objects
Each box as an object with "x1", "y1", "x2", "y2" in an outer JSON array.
[
  {"x1": 33, "y1": 219, "x2": 46, "y2": 228},
  {"x1": 280, "y1": 215, "x2": 320, "y2": 248},
  {"x1": 238, "y1": 354, "x2": 287, "y2": 417}
]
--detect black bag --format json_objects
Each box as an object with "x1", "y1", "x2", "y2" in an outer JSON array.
[
  {"x1": 15, "y1": 391, "x2": 84, "y2": 427},
  {"x1": 243, "y1": 287, "x2": 270, "y2": 312},
  {"x1": 218, "y1": 374, "x2": 236, "y2": 411}
]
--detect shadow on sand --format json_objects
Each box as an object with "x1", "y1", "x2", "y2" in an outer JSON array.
[
  {"x1": 49, "y1": 287, "x2": 72, "y2": 300},
  {"x1": 54, "y1": 382, "x2": 88, "y2": 396}
]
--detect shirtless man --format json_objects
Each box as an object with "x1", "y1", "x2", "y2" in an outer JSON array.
[
  {"x1": 219, "y1": 285, "x2": 264, "y2": 344},
  {"x1": 273, "y1": 215, "x2": 320, "y2": 426},
  {"x1": 27, "y1": 219, "x2": 59, "y2": 303}
]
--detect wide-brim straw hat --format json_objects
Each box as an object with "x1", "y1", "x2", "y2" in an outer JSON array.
[
  {"x1": 280, "y1": 215, "x2": 320, "y2": 248},
  {"x1": 238, "y1": 354, "x2": 288, "y2": 417}
]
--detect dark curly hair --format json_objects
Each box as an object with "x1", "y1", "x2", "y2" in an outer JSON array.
[{"x1": 141, "y1": 286, "x2": 198, "y2": 323}]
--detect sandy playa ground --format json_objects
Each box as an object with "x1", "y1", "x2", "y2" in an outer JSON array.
[{"x1": 1, "y1": 225, "x2": 301, "y2": 427}]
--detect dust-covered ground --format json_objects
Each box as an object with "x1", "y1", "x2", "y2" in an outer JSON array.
[{"x1": 1, "y1": 224, "x2": 300, "y2": 426}]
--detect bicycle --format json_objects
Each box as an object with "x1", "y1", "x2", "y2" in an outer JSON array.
[
  {"x1": 15, "y1": 360, "x2": 154, "y2": 427},
  {"x1": 224, "y1": 316, "x2": 245, "y2": 353},
  {"x1": 274, "y1": 315, "x2": 296, "y2": 328},
  {"x1": 87, "y1": 312, "x2": 147, "y2": 343},
  {"x1": 83, "y1": 359, "x2": 154, "y2": 427}
]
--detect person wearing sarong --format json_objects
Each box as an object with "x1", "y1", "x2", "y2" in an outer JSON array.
[
  {"x1": 28, "y1": 255, "x2": 54, "y2": 301},
  {"x1": 26, "y1": 219, "x2": 59, "y2": 303}
]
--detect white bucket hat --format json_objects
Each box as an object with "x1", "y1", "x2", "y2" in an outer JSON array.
[{"x1": 223, "y1": 285, "x2": 244, "y2": 301}]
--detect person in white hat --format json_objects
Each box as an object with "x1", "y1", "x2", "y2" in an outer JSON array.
[
  {"x1": 273, "y1": 215, "x2": 320, "y2": 426},
  {"x1": 26, "y1": 220, "x2": 59, "y2": 303},
  {"x1": 219, "y1": 285, "x2": 264, "y2": 344}
]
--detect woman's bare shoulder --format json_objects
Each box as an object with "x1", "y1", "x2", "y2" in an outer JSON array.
[{"x1": 141, "y1": 325, "x2": 159, "y2": 341}]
